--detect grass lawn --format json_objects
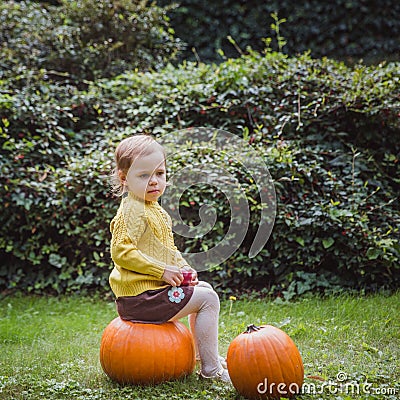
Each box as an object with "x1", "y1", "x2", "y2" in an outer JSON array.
[{"x1": 0, "y1": 291, "x2": 399, "y2": 399}]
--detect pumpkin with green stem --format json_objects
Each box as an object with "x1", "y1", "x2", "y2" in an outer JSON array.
[
  {"x1": 100, "y1": 317, "x2": 196, "y2": 385},
  {"x1": 227, "y1": 324, "x2": 304, "y2": 399}
]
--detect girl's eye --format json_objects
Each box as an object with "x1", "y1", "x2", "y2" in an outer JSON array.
[
  {"x1": 140, "y1": 174, "x2": 149, "y2": 179},
  {"x1": 157, "y1": 171, "x2": 165, "y2": 176}
]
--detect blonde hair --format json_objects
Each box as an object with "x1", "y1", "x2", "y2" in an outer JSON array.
[{"x1": 111, "y1": 135, "x2": 165, "y2": 196}]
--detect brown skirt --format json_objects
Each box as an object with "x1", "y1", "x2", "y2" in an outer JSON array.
[{"x1": 115, "y1": 285, "x2": 194, "y2": 324}]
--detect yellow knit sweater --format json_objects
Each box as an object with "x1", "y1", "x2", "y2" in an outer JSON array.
[{"x1": 109, "y1": 192, "x2": 189, "y2": 297}]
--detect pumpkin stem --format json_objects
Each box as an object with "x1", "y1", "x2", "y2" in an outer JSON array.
[{"x1": 245, "y1": 324, "x2": 261, "y2": 333}]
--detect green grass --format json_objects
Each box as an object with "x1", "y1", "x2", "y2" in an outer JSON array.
[{"x1": 0, "y1": 292, "x2": 399, "y2": 399}]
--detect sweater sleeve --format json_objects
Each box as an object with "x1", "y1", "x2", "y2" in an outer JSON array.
[
  {"x1": 110, "y1": 212, "x2": 165, "y2": 278},
  {"x1": 174, "y1": 245, "x2": 191, "y2": 269}
]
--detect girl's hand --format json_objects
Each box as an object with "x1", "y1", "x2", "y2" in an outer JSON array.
[
  {"x1": 162, "y1": 265, "x2": 183, "y2": 287},
  {"x1": 182, "y1": 266, "x2": 199, "y2": 286}
]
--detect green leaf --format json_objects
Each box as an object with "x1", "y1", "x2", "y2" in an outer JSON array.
[
  {"x1": 322, "y1": 237, "x2": 335, "y2": 249},
  {"x1": 366, "y1": 247, "x2": 380, "y2": 260}
]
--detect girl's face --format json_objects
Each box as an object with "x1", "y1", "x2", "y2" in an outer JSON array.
[{"x1": 126, "y1": 149, "x2": 167, "y2": 202}]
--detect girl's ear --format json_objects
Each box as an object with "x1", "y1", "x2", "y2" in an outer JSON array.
[{"x1": 118, "y1": 170, "x2": 127, "y2": 185}]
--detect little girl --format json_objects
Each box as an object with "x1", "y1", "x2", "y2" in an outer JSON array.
[{"x1": 109, "y1": 134, "x2": 230, "y2": 383}]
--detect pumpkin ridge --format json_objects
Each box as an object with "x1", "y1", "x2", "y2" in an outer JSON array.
[
  {"x1": 273, "y1": 329, "x2": 298, "y2": 388},
  {"x1": 121, "y1": 321, "x2": 131, "y2": 383},
  {"x1": 108, "y1": 318, "x2": 120, "y2": 380},
  {"x1": 266, "y1": 330, "x2": 285, "y2": 383},
  {"x1": 255, "y1": 331, "x2": 273, "y2": 397},
  {"x1": 166, "y1": 323, "x2": 176, "y2": 379},
  {"x1": 108, "y1": 318, "x2": 123, "y2": 381},
  {"x1": 228, "y1": 337, "x2": 246, "y2": 391},
  {"x1": 151, "y1": 322, "x2": 161, "y2": 381},
  {"x1": 147, "y1": 324, "x2": 155, "y2": 382},
  {"x1": 274, "y1": 327, "x2": 303, "y2": 388},
  {"x1": 153, "y1": 324, "x2": 162, "y2": 382},
  {"x1": 179, "y1": 321, "x2": 194, "y2": 376},
  {"x1": 243, "y1": 333, "x2": 259, "y2": 394}
]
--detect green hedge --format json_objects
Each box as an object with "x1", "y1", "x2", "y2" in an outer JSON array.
[
  {"x1": 157, "y1": 0, "x2": 400, "y2": 64},
  {"x1": 1, "y1": 50, "x2": 399, "y2": 296},
  {"x1": 0, "y1": 0, "x2": 183, "y2": 81}
]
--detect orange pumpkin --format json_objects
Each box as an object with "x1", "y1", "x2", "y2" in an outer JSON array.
[
  {"x1": 227, "y1": 324, "x2": 304, "y2": 399},
  {"x1": 100, "y1": 317, "x2": 196, "y2": 385}
]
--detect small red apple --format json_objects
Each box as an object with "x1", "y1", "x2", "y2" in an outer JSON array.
[{"x1": 181, "y1": 271, "x2": 193, "y2": 286}]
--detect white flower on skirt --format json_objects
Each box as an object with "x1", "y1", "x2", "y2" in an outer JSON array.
[{"x1": 168, "y1": 287, "x2": 185, "y2": 303}]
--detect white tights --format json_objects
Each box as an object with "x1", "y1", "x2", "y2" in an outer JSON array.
[{"x1": 170, "y1": 281, "x2": 223, "y2": 376}]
